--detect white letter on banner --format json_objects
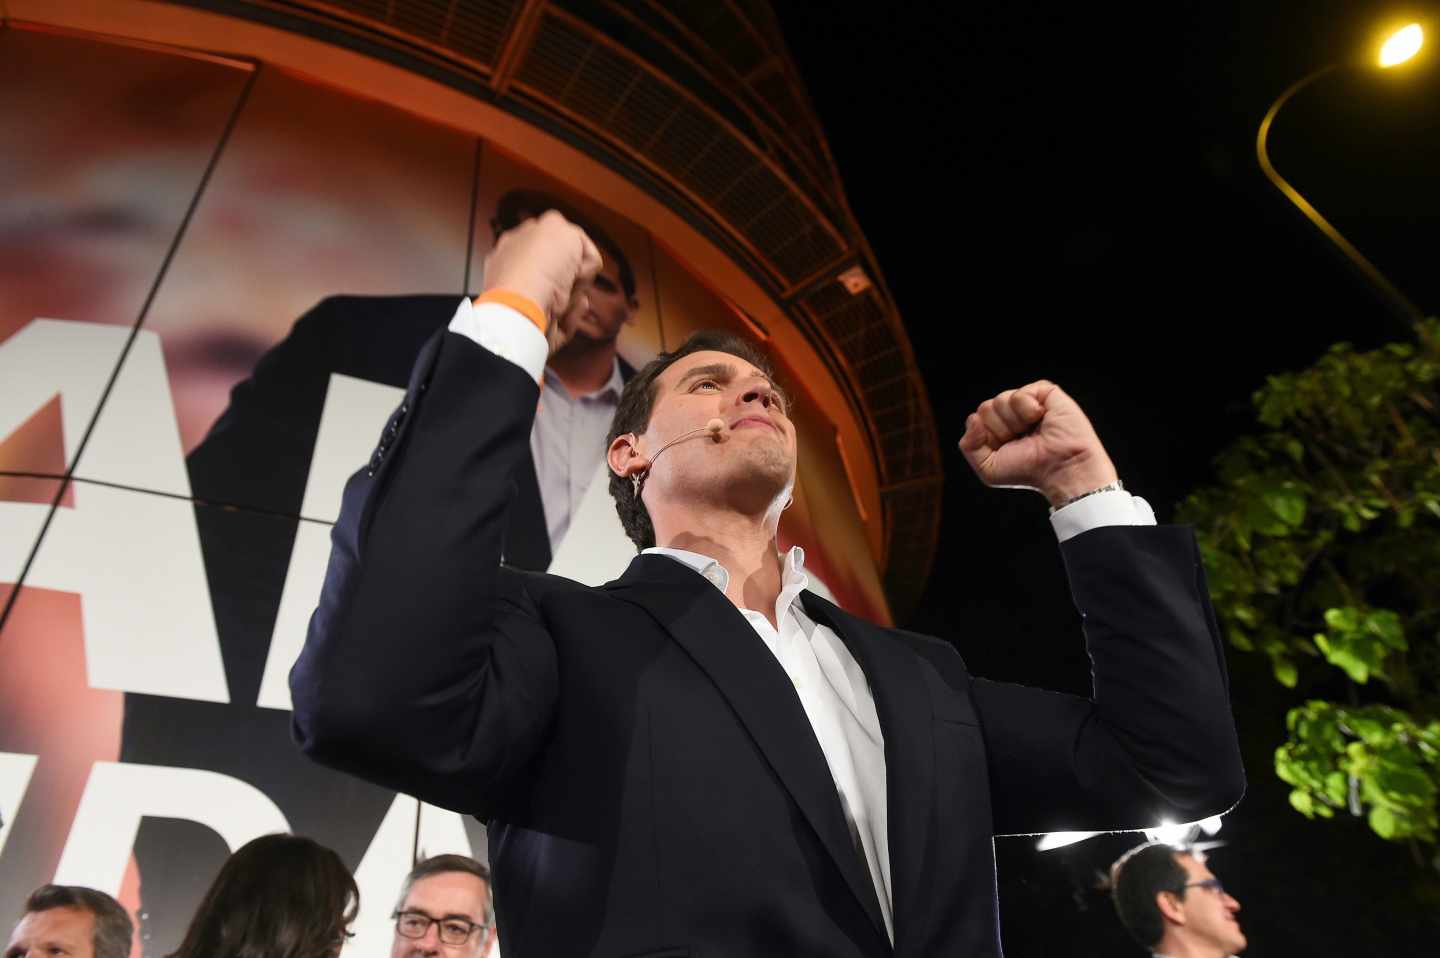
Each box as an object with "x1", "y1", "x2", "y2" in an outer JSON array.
[
  {"x1": 0, "y1": 753, "x2": 39, "y2": 860},
  {"x1": 0, "y1": 320, "x2": 228, "y2": 702},
  {"x1": 350, "y1": 794, "x2": 421, "y2": 958},
  {"x1": 547, "y1": 461, "x2": 635, "y2": 587},
  {"x1": 53, "y1": 762, "x2": 289, "y2": 894},
  {"x1": 255, "y1": 374, "x2": 403, "y2": 711},
  {"x1": 417, "y1": 801, "x2": 479, "y2": 861}
]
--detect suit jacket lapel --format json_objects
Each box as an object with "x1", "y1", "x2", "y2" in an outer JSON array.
[
  {"x1": 605, "y1": 555, "x2": 889, "y2": 944},
  {"x1": 802, "y1": 592, "x2": 935, "y2": 957}
]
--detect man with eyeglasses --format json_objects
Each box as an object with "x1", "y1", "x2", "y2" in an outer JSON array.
[
  {"x1": 390, "y1": 855, "x2": 496, "y2": 958},
  {"x1": 1110, "y1": 842, "x2": 1246, "y2": 957}
]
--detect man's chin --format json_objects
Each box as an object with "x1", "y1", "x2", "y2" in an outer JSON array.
[{"x1": 565, "y1": 322, "x2": 620, "y2": 347}]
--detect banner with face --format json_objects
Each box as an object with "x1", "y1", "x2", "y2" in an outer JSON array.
[{"x1": 0, "y1": 23, "x2": 889, "y2": 958}]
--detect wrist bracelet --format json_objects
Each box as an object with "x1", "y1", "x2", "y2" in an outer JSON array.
[
  {"x1": 474, "y1": 289, "x2": 548, "y2": 336},
  {"x1": 1049, "y1": 479, "x2": 1124, "y2": 515}
]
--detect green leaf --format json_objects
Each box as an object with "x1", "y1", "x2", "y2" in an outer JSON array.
[
  {"x1": 1346, "y1": 717, "x2": 1387, "y2": 746},
  {"x1": 1273, "y1": 657, "x2": 1299, "y2": 688},
  {"x1": 1264, "y1": 483, "x2": 1307, "y2": 528},
  {"x1": 1323, "y1": 770, "x2": 1349, "y2": 805},
  {"x1": 1366, "y1": 610, "x2": 1405, "y2": 651},
  {"x1": 1324, "y1": 607, "x2": 1360, "y2": 633},
  {"x1": 1369, "y1": 805, "x2": 1399, "y2": 839},
  {"x1": 1290, "y1": 789, "x2": 1315, "y2": 817}
]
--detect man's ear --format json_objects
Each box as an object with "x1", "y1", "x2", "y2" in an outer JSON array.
[
  {"x1": 1154, "y1": 889, "x2": 1187, "y2": 927},
  {"x1": 608, "y1": 433, "x2": 649, "y2": 479}
]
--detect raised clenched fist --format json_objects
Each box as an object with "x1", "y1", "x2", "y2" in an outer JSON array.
[
  {"x1": 957, "y1": 380, "x2": 1118, "y2": 508},
  {"x1": 480, "y1": 210, "x2": 603, "y2": 352}
]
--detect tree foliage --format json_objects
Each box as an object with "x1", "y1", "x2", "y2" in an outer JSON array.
[{"x1": 1176, "y1": 319, "x2": 1440, "y2": 848}]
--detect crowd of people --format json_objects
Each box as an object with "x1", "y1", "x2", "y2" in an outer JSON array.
[
  {"x1": 3, "y1": 835, "x2": 1244, "y2": 958},
  {"x1": 4, "y1": 837, "x2": 495, "y2": 958}
]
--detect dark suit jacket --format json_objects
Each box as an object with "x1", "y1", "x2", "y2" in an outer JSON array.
[{"x1": 290, "y1": 329, "x2": 1245, "y2": 958}]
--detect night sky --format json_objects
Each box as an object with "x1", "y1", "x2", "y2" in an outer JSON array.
[{"x1": 774, "y1": 1, "x2": 1439, "y2": 952}]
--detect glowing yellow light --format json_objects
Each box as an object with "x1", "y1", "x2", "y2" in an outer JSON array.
[{"x1": 1379, "y1": 23, "x2": 1423, "y2": 67}]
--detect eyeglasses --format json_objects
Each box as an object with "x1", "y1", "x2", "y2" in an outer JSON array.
[
  {"x1": 1183, "y1": 878, "x2": 1226, "y2": 895},
  {"x1": 392, "y1": 910, "x2": 490, "y2": 945}
]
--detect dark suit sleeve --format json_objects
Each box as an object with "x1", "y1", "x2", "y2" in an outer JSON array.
[
  {"x1": 967, "y1": 525, "x2": 1245, "y2": 835},
  {"x1": 289, "y1": 329, "x2": 558, "y2": 817}
]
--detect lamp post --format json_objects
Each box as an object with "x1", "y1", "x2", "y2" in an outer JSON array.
[{"x1": 1255, "y1": 23, "x2": 1428, "y2": 334}]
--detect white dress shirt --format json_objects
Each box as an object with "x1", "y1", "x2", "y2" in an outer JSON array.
[
  {"x1": 532, "y1": 360, "x2": 624, "y2": 550},
  {"x1": 446, "y1": 295, "x2": 1158, "y2": 940},
  {"x1": 645, "y1": 544, "x2": 898, "y2": 938}
]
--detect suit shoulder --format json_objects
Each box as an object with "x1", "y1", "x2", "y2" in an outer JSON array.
[
  {"x1": 498, "y1": 565, "x2": 600, "y2": 601},
  {"x1": 299, "y1": 293, "x2": 468, "y2": 330},
  {"x1": 887, "y1": 627, "x2": 969, "y2": 677}
]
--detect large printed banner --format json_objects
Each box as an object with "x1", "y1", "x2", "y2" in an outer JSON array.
[{"x1": 0, "y1": 24, "x2": 888, "y2": 958}]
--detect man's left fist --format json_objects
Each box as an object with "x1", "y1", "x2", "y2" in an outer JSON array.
[{"x1": 958, "y1": 381, "x2": 1118, "y2": 508}]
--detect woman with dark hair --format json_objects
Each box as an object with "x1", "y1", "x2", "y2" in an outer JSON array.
[{"x1": 166, "y1": 833, "x2": 358, "y2": 958}]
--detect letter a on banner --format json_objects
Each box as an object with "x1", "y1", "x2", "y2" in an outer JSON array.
[
  {"x1": 256, "y1": 373, "x2": 403, "y2": 711},
  {"x1": 0, "y1": 320, "x2": 228, "y2": 702}
]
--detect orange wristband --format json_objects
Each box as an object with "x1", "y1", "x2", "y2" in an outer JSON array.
[{"x1": 474, "y1": 289, "x2": 548, "y2": 336}]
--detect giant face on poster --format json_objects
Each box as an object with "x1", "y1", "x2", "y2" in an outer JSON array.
[{"x1": 0, "y1": 22, "x2": 889, "y2": 958}]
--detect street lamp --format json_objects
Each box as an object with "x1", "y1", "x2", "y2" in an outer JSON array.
[{"x1": 1255, "y1": 22, "x2": 1428, "y2": 332}]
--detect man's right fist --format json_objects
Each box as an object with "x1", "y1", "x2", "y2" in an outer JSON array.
[{"x1": 481, "y1": 210, "x2": 603, "y2": 348}]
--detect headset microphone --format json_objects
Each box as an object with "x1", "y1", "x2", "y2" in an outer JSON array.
[{"x1": 630, "y1": 418, "x2": 729, "y2": 495}]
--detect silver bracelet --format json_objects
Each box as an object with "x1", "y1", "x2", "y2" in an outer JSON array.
[{"x1": 1049, "y1": 479, "x2": 1124, "y2": 515}]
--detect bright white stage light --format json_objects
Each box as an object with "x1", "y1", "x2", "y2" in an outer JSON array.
[
  {"x1": 1034, "y1": 831, "x2": 1100, "y2": 851},
  {"x1": 1035, "y1": 815, "x2": 1224, "y2": 852}
]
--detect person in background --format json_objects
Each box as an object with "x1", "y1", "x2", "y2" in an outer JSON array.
[
  {"x1": 165, "y1": 834, "x2": 357, "y2": 958},
  {"x1": 390, "y1": 855, "x2": 495, "y2": 958},
  {"x1": 4, "y1": 885, "x2": 133, "y2": 958},
  {"x1": 490, "y1": 188, "x2": 641, "y2": 563},
  {"x1": 1110, "y1": 841, "x2": 1247, "y2": 958}
]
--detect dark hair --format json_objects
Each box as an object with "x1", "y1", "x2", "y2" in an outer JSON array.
[
  {"x1": 606, "y1": 329, "x2": 777, "y2": 550},
  {"x1": 24, "y1": 885, "x2": 133, "y2": 958},
  {"x1": 393, "y1": 854, "x2": 493, "y2": 926},
  {"x1": 492, "y1": 188, "x2": 637, "y2": 299},
  {"x1": 1110, "y1": 842, "x2": 1191, "y2": 948},
  {"x1": 166, "y1": 834, "x2": 358, "y2": 958}
]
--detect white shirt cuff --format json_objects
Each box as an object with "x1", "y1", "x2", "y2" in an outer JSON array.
[
  {"x1": 446, "y1": 296, "x2": 548, "y2": 385},
  {"x1": 1049, "y1": 489, "x2": 1156, "y2": 543}
]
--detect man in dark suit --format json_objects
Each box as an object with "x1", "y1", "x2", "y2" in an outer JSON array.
[
  {"x1": 290, "y1": 212, "x2": 1245, "y2": 957},
  {"x1": 121, "y1": 197, "x2": 638, "y2": 954}
]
